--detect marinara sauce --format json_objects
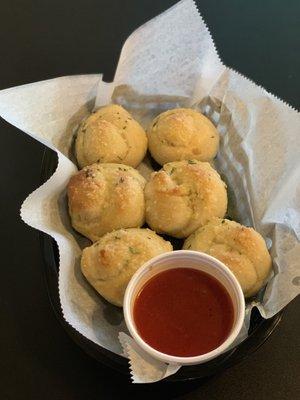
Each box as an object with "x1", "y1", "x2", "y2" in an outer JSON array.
[{"x1": 133, "y1": 268, "x2": 234, "y2": 357}]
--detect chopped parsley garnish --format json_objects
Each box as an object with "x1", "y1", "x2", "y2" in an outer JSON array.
[{"x1": 129, "y1": 247, "x2": 140, "y2": 254}]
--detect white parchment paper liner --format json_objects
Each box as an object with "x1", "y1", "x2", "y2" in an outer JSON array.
[{"x1": 0, "y1": 0, "x2": 299, "y2": 383}]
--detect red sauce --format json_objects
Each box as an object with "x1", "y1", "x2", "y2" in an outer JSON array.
[{"x1": 133, "y1": 268, "x2": 234, "y2": 357}]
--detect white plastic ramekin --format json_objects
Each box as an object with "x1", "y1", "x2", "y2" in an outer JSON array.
[{"x1": 124, "y1": 250, "x2": 245, "y2": 365}]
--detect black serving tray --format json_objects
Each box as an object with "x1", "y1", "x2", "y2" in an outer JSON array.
[{"x1": 39, "y1": 148, "x2": 283, "y2": 381}]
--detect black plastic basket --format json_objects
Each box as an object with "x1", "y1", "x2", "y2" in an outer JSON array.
[{"x1": 39, "y1": 148, "x2": 283, "y2": 381}]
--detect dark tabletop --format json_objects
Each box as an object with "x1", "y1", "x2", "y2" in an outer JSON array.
[{"x1": 0, "y1": 1, "x2": 299, "y2": 399}]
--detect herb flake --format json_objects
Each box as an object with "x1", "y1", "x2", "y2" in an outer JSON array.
[
  {"x1": 129, "y1": 247, "x2": 140, "y2": 254},
  {"x1": 85, "y1": 169, "x2": 95, "y2": 178}
]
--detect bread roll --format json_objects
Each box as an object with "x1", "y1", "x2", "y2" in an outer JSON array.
[
  {"x1": 76, "y1": 104, "x2": 147, "y2": 168},
  {"x1": 183, "y1": 218, "x2": 272, "y2": 297},
  {"x1": 68, "y1": 163, "x2": 146, "y2": 241},
  {"x1": 145, "y1": 160, "x2": 227, "y2": 238},
  {"x1": 81, "y1": 228, "x2": 173, "y2": 306},
  {"x1": 147, "y1": 108, "x2": 219, "y2": 165}
]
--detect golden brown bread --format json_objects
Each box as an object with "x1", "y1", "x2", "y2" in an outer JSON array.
[
  {"x1": 67, "y1": 163, "x2": 146, "y2": 241},
  {"x1": 145, "y1": 160, "x2": 227, "y2": 238},
  {"x1": 147, "y1": 108, "x2": 219, "y2": 165},
  {"x1": 76, "y1": 104, "x2": 147, "y2": 168},
  {"x1": 81, "y1": 228, "x2": 173, "y2": 306},
  {"x1": 183, "y1": 218, "x2": 272, "y2": 297}
]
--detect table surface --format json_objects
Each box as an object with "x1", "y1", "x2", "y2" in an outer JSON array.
[{"x1": 0, "y1": 0, "x2": 299, "y2": 399}]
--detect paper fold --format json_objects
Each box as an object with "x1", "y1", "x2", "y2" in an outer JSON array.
[{"x1": 119, "y1": 332, "x2": 181, "y2": 383}]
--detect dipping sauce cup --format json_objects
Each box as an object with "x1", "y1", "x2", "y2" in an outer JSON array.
[{"x1": 124, "y1": 250, "x2": 245, "y2": 365}]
